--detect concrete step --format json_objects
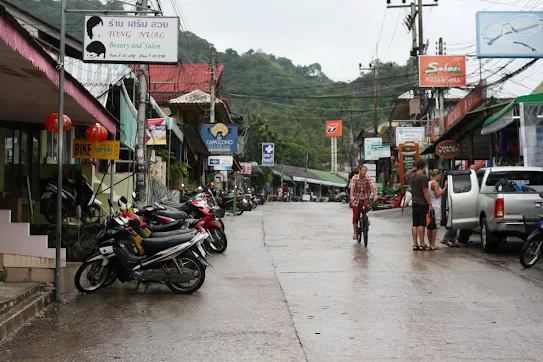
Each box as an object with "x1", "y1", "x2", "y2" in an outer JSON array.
[
  {"x1": 0, "y1": 283, "x2": 41, "y2": 315},
  {"x1": 0, "y1": 284, "x2": 53, "y2": 344}
]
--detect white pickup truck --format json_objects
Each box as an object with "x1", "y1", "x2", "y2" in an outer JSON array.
[{"x1": 445, "y1": 166, "x2": 543, "y2": 252}]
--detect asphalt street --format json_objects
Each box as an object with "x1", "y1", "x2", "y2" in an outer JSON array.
[{"x1": 1, "y1": 202, "x2": 543, "y2": 362}]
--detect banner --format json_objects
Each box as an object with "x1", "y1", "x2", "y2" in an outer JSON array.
[
  {"x1": 399, "y1": 142, "x2": 420, "y2": 186},
  {"x1": 240, "y1": 162, "x2": 252, "y2": 175},
  {"x1": 201, "y1": 123, "x2": 238, "y2": 154},
  {"x1": 364, "y1": 138, "x2": 382, "y2": 161},
  {"x1": 262, "y1": 143, "x2": 275, "y2": 166},
  {"x1": 325, "y1": 120, "x2": 343, "y2": 137},
  {"x1": 476, "y1": 12, "x2": 543, "y2": 58},
  {"x1": 83, "y1": 16, "x2": 179, "y2": 64},
  {"x1": 146, "y1": 118, "x2": 167, "y2": 145},
  {"x1": 445, "y1": 81, "x2": 484, "y2": 129},
  {"x1": 395, "y1": 127, "x2": 425, "y2": 147},
  {"x1": 419, "y1": 55, "x2": 467, "y2": 87},
  {"x1": 72, "y1": 140, "x2": 121, "y2": 160}
]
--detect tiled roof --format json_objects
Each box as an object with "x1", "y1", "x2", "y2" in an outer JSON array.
[
  {"x1": 170, "y1": 90, "x2": 224, "y2": 104},
  {"x1": 147, "y1": 64, "x2": 224, "y2": 105}
]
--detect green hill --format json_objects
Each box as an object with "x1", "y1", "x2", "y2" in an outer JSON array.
[{"x1": 13, "y1": 0, "x2": 415, "y2": 169}]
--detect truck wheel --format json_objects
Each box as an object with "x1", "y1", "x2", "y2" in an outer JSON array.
[
  {"x1": 457, "y1": 230, "x2": 472, "y2": 244},
  {"x1": 480, "y1": 216, "x2": 497, "y2": 253}
]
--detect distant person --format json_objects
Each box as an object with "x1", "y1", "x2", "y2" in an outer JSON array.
[
  {"x1": 264, "y1": 182, "x2": 271, "y2": 201},
  {"x1": 406, "y1": 161, "x2": 434, "y2": 250},
  {"x1": 427, "y1": 169, "x2": 447, "y2": 250}
]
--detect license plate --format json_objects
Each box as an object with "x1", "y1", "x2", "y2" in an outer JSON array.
[{"x1": 41, "y1": 192, "x2": 52, "y2": 199}]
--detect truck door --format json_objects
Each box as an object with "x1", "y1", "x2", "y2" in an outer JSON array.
[{"x1": 446, "y1": 170, "x2": 480, "y2": 229}]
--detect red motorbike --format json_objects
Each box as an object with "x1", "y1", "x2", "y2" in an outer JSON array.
[{"x1": 371, "y1": 189, "x2": 404, "y2": 210}]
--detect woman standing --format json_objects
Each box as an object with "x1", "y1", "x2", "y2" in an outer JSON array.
[{"x1": 427, "y1": 169, "x2": 447, "y2": 251}]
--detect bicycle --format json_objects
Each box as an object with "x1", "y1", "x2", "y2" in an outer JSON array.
[{"x1": 356, "y1": 199, "x2": 370, "y2": 246}]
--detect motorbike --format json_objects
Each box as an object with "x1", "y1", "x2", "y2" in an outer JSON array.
[
  {"x1": 74, "y1": 199, "x2": 210, "y2": 295},
  {"x1": 41, "y1": 172, "x2": 102, "y2": 224},
  {"x1": 520, "y1": 193, "x2": 543, "y2": 268},
  {"x1": 371, "y1": 187, "x2": 404, "y2": 210},
  {"x1": 129, "y1": 196, "x2": 228, "y2": 253}
]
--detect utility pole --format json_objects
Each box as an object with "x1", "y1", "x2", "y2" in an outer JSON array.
[
  {"x1": 359, "y1": 60, "x2": 380, "y2": 134},
  {"x1": 387, "y1": 0, "x2": 439, "y2": 117},
  {"x1": 135, "y1": 0, "x2": 149, "y2": 203},
  {"x1": 209, "y1": 46, "x2": 216, "y2": 124},
  {"x1": 438, "y1": 37, "x2": 445, "y2": 135}
]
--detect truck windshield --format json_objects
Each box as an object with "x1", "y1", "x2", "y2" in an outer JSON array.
[{"x1": 486, "y1": 171, "x2": 543, "y2": 189}]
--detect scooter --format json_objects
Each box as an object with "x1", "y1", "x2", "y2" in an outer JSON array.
[
  {"x1": 75, "y1": 199, "x2": 210, "y2": 295},
  {"x1": 41, "y1": 172, "x2": 102, "y2": 224},
  {"x1": 371, "y1": 188, "x2": 404, "y2": 210},
  {"x1": 520, "y1": 193, "x2": 543, "y2": 268}
]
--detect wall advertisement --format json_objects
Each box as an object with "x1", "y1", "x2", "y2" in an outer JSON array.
[{"x1": 419, "y1": 55, "x2": 467, "y2": 87}]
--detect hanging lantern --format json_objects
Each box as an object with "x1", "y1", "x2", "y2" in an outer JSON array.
[
  {"x1": 85, "y1": 123, "x2": 108, "y2": 142},
  {"x1": 45, "y1": 113, "x2": 72, "y2": 133}
]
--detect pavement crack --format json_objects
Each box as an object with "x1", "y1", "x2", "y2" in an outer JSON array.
[{"x1": 261, "y1": 208, "x2": 309, "y2": 362}]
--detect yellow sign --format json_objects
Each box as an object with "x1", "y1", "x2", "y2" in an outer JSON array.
[{"x1": 72, "y1": 140, "x2": 120, "y2": 160}]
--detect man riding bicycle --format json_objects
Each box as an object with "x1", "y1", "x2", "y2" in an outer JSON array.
[{"x1": 349, "y1": 165, "x2": 378, "y2": 240}]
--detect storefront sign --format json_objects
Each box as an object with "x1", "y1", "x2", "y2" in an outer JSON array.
[
  {"x1": 476, "y1": 12, "x2": 543, "y2": 58},
  {"x1": 83, "y1": 16, "x2": 179, "y2": 64},
  {"x1": 72, "y1": 140, "x2": 121, "y2": 160},
  {"x1": 262, "y1": 143, "x2": 275, "y2": 166},
  {"x1": 240, "y1": 162, "x2": 252, "y2": 175},
  {"x1": 364, "y1": 138, "x2": 382, "y2": 160},
  {"x1": 201, "y1": 123, "x2": 238, "y2": 154},
  {"x1": 419, "y1": 55, "x2": 467, "y2": 87},
  {"x1": 395, "y1": 127, "x2": 425, "y2": 147},
  {"x1": 426, "y1": 118, "x2": 440, "y2": 142},
  {"x1": 208, "y1": 155, "x2": 233, "y2": 171},
  {"x1": 325, "y1": 120, "x2": 343, "y2": 137},
  {"x1": 445, "y1": 81, "x2": 484, "y2": 129},
  {"x1": 364, "y1": 163, "x2": 377, "y2": 178},
  {"x1": 436, "y1": 140, "x2": 460, "y2": 158},
  {"x1": 399, "y1": 142, "x2": 420, "y2": 186},
  {"x1": 146, "y1": 118, "x2": 167, "y2": 145}
]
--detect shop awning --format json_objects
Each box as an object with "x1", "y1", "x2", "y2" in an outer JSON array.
[
  {"x1": 291, "y1": 176, "x2": 347, "y2": 188},
  {"x1": 481, "y1": 93, "x2": 543, "y2": 135}
]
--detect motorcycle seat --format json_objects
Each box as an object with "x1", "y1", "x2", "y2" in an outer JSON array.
[
  {"x1": 156, "y1": 209, "x2": 188, "y2": 220},
  {"x1": 142, "y1": 233, "x2": 196, "y2": 254},
  {"x1": 147, "y1": 219, "x2": 185, "y2": 232},
  {"x1": 150, "y1": 229, "x2": 196, "y2": 238}
]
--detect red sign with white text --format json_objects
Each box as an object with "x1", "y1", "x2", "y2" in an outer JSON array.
[
  {"x1": 419, "y1": 55, "x2": 467, "y2": 88},
  {"x1": 445, "y1": 81, "x2": 484, "y2": 130}
]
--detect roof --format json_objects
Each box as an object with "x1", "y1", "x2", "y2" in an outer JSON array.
[
  {"x1": 170, "y1": 89, "x2": 224, "y2": 105},
  {"x1": 181, "y1": 124, "x2": 209, "y2": 156},
  {"x1": 274, "y1": 165, "x2": 347, "y2": 187},
  {"x1": 147, "y1": 64, "x2": 224, "y2": 105}
]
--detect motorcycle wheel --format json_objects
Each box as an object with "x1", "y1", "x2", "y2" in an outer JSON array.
[
  {"x1": 520, "y1": 238, "x2": 542, "y2": 268},
  {"x1": 208, "y1": 227, "x2": 228, "y2": 253},
  {"x1": 44, "y1": 199, "x2": 58, "y2": 224},
  {"x1": 218, "y1": 219, "x2": 225, "y2": 230},
  {"x1": 81, "y1": 205, "x2": 102, "y2": 225},
  {"x1": 251, "y1": 200, "x2": 258, "y2": 209},
  {"x1": 103, "y1": 269, "x2": 117, "y2": 287},
  {"x1": 166, "y1": 254, "x2": 206, "y2": 294},
  {"x1": 246, "y1": 202, "x2": 253, "y2": 211},
  {"x1": 75, "y1": 259, "x2": 109, "y2": 293},
  {"x1": 236, "y1": 208, "x2": 244, "y2": 216}
]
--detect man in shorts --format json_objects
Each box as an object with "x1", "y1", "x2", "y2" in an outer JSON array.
[
  {"x1": 350, "y1": 165, "x2": 378, "y2": 240},
  {"x1": 406, "y1": 161, "x2": 433, "y2": 250}
]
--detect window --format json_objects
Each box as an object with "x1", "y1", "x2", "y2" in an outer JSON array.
[
  {"x1": 485, "y1": 171, "x2": 543, "y2": 187},
  {"x1": 477, "y1": 170, "x2": 485, "y2": 188},
  {"x1": 452, "y1": 174, "x2": 472, "y2": 194}
]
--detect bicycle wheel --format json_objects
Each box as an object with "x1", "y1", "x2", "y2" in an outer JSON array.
[
  {"x1": 363, "y1": 214, "x2": 369, "y2": 246},
  {"x1": 357, "y1": 215, "x2": 363, "y2": 244}
]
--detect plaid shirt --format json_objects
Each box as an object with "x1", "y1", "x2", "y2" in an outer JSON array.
[{"x1": 350, "y1": 174, "x2": 375, "y2": 207}]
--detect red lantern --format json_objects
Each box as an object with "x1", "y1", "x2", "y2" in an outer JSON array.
[
  {"x1": 45, "y1": 113, "x2": 72, "y2": 133},
  {"x1": 85, "y1": 123, "x2": 108, "y2": 143}
]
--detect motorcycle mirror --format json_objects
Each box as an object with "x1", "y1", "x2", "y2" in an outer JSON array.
[{"x1": 120, "y1": 196, "x2": 128, "y2": 204}]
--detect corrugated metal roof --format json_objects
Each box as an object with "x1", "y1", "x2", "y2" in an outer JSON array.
[
  {"x1": 147, "y1": 64, "x2": 224, "y2": 105},
  {"x1": 63, "y1": 56, "x2": 134, "y2": 106}
]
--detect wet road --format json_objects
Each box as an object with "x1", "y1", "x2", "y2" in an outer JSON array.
[{"x1": 2, "y1": 203, "x2": 543, "y2": 361}]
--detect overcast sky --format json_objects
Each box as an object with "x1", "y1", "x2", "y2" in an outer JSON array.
[{"x1": 160, "y1": 0, "x2": 543, "y2": 98}]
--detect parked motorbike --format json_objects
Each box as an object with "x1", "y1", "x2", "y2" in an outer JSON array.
[
  {"x1": 41, "y1": 173, "x2": 102, "y2": 224},
  {"x1": 520, "y1": 193, "x2": 543, "y2": 268},
  {"x1": 74, "y1": 199, "x2": 209, "y2": 295},
  {"x1": 371, "y1": 187, "x2": 403, "y2": 210}
]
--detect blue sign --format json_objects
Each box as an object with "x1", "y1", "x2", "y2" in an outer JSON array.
[
  {"x1": 476, "y1": 11, "x2": 543, "y2": 58},
  {"x1": 201, "y1": 123, "x2": 238, "y2": 154},
  {"x1": 262, "y1": 143, "x2": 275, "y2": 167}
]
